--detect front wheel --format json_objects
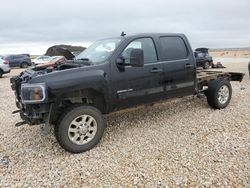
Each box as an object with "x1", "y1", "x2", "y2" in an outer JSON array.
[
  {"x1": 55, "y1": 105, "x2": 106, "y2": 153},
  {"x1": 206, "y1": 79, "x2": 232, "y2": 109}
]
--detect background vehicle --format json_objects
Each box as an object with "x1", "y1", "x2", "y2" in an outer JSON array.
[
  {"x1": 35, "y1": 56, "x2": 66, "y2": 69},
  {"x1": 194, "y1": 48, "x2": 213, "y2": 69},
  {"x1": 3, "y1": 54, "x2": 32, "y2": 68},
  {"x1": 45, "y1": 45, "x2": 86, "y2": 60},
  {"x1": 0, "y1": 58, "x2": 10, "y2": 78},
  {"x1": 10, "y1": 33, "x2": 244, "y2": 153},
  {"x1": 32, "y1": 56, "x2": 52, "y2": 65}
]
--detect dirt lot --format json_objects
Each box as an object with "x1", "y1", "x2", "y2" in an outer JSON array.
[{"x1": 0, "y1": 58, "x2": 249, "y2": 187}]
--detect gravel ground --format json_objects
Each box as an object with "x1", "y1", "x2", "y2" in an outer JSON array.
[{"x1": 0, "y1": 59, "x2": 249, "y2": 187}]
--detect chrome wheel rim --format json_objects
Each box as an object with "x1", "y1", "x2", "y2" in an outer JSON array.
[
  {"x1": 217, "y1": 85, "x2": 229, "y2": 104},
  {"x1": 22, "y1": 64, "x2": 28, "y2": 68},
  {"x1": 204, "y1": 62, "x2": 209, "y2": 69},
  {"x1": 68, "y1": 115, "x2": 97, "y2": 145}
]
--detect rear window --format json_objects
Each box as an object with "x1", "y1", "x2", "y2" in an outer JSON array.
[{"x1": 159, "y1": 36, "x2": 188, "y2": 61}]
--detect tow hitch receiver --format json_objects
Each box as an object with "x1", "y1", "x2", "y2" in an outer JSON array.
[{"x1": 15, "y1": 121, "x2": 27, "y2": 127}]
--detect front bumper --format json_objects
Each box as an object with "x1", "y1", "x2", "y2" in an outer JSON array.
[
  {"x1": 15, "y1": 100, "x2": 51, "y2": 125},
  {"x1": 10, "y1": 75, "x2": 51, "y2": 125},
  {"x1": 4, "y1": 69, "x2": 11, "y2": 74}
]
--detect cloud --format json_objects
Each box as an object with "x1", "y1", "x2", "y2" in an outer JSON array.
[{"x1": 0, "y1": 0, "x2": 249, "y2": 54}]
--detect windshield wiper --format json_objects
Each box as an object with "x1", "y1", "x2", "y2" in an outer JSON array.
[{"x1": 78, "y1": 58, "x2": 90, "y2": 61}]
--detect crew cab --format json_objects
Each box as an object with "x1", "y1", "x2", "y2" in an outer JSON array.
[{"x1": 10, "y1": 33, "x2": 244, "y2": 153}]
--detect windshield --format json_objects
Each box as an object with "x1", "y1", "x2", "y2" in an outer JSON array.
[{"x1": 76, "y1": 38, "x2": 122, "y2": 65}]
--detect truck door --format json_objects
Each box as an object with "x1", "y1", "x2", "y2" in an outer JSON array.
[
  {"x1": 158, "y1": 36, "x2": 196, "y2": 97},
  {"x1": 110, "y1": 37, "x2": 165, "y2": 110}
]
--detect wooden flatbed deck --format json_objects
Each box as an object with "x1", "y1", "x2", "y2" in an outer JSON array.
[
  {"x1": 196, "y1": 69, "x2": 244, "y2": 90},
  {"x1": 197, "y1": 70, "x2": 229, "y2": 83},
  {"x1": 196, "y1": 70, "x2": 244, "y2": 85}
]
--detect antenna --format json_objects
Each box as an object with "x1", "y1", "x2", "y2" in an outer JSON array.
[{"x1": 121, "y1": 32, "x2": 126, "y2": 37}]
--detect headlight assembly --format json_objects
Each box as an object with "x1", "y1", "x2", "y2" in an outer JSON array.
[{"x1": 21, "y1": 83, "x2": 46, "y2": 104}]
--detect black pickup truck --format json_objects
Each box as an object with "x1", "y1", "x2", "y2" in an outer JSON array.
[{"x1": 10, "y1": 33, "x2": 244, "y2": 153}]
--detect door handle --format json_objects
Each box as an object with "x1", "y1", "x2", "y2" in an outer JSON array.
[
  {"x1": 150, "y1": 68, "x2": 163, "y2": 73},
  {"x1": 185, "y1": 64, "x2": 194, "y2": 68}
]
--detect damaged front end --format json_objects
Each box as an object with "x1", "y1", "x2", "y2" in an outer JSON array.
[
  {"x1": 10, "y1": 69, "x2": 52, "y2": 126},
  {"x1": 10, "y1": 61, "x2": 86, "y2": 127}
]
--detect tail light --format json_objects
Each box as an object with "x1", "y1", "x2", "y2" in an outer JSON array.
[{"x1": 3, "y1": 60, "x2": 9, "y2": 64}]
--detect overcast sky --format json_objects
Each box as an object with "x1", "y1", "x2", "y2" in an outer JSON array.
[{"x1": 0, "y1": 0, "x2": 249, "y2": 54}]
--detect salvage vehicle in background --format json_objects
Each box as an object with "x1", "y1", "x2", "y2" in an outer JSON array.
[
  {"x1": 45, "y1": 45, "x2": 85, "y2": 60},
  {"x1": 194, "y1": 48, "x2": 213, "y2": 69},
  {"x1": 34, "y1": 56, "x2": 67, "y2": 69},
  {"x1": 0, "y1": 58, "x2": 10, "y2": 78},
  {"x1": 3, "y1": 54, "x2": 32, "y2": 68},
  {"x1": 10, "y1": 33, "x2": 244, "y2": 153},
  {"x1": 32, "y1": 56, "x2": 52, "y2": 65}
]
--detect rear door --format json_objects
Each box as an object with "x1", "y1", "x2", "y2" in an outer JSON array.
[
  {"x1": 158, "y1": 36, "x2": 196, "y2": 97},
  {"x1": 6, "y1": 55, "x2": 15, "y2": 67},
  {"x1": 12, "y1": 55, "x2": 21, "y2": 67},
  {"x1": 111, "y1": 37, "x2": 165, "y2": 110}
]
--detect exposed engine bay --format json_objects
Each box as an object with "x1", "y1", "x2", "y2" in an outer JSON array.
[{"x1": 20, "y1": 60, "x2": 91, "y2": 81}]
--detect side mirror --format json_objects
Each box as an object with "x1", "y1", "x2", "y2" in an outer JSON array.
[
  {"x1": 130, "y1": 49, "x2": 144, "y2": 67},
  {"x1": 116, "y1": 48, "x2": 144, "y2": 68}
]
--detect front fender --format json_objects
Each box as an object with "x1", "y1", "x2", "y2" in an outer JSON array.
[{"x1": 29, "y1": 68, "x2": 110, "y2": 105}]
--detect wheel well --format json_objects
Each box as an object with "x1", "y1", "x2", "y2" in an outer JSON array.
[
  {"x1": 197, "y1": 76, "x2": 230, "y2": 92},
  {"x1": 59, "y1": 88, "x2": 107, "y2": 114}
]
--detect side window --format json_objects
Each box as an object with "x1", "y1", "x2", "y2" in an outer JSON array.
[
  {"x1": 159, "y1": 36, "x2": 188, "y2": 61},
  {"x1": 122, "y1": 38, "x2": 157, "y2": 64},
  {"x1": 6, "y1": 56, "x2": 13, "y2": 60},
  {"x1": 15, "y1": 55, "x2": 23, "y2": 59}
]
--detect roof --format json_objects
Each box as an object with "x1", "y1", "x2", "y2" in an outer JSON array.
[{"x1": 123, "y1": 33, "x2": 186, "y2": 38}]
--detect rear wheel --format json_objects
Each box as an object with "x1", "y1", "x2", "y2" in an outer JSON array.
[
  {"x1": 20, "y1": 62, "x2": 28, "y2": 68},
  {"x1": 0, "y1": 70, "x2": 3, "y2": 78},
  {"x1": 55, "y1": 105, "x2": 106, "y2": 153},
  {"x1": 206, "y1": 79, "x2": 232, "y2": 109}
]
